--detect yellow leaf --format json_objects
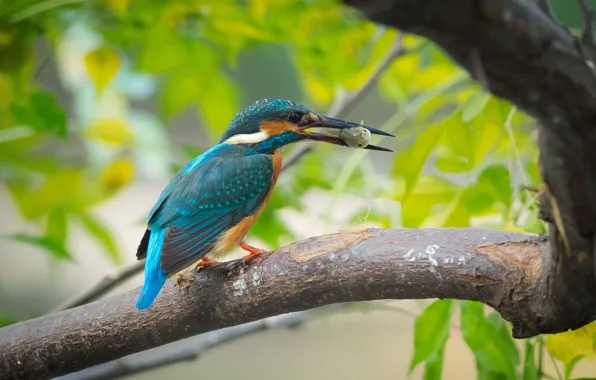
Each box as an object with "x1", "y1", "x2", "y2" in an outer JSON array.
[
  {"x1": 84, "y1": 45, "x2": 120, "y2": 94},
  {"x1": 211, "y1": 20, "x2": 270, "y2": 40},
  {"x1": 105, "y1": 0, "x2": 131, "y2": 16},
  {"x1": 84, "y1": 118, "x2": 134, "y2": 146},
  {"x1": 546, "y1": 321, "x2": 596, "y2": 363},
  {"x1": 412, "y1": 64, "x2": 459, "y2": 91},
  {"x1": 100, "y1": 157, "x2": 134, "y2": 193},
  {"x1": 304, "y1": 73, "x2": 333, "y2": 107},
  {"x1": 393, "y1": 54, "x2": 421, "y2": 77},
  {"x1": 161, "y1": 2, "x2": 193, "y2": 29},
  {"x1": 249, "y1": 0, "x2": 268, "y2": 22}
]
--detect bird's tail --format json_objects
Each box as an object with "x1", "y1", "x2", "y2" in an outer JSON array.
[{"x1": 136, "y1": 228, "x2": 168, "y2": 310}]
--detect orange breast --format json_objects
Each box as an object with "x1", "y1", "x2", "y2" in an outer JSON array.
[{"x1": 210, "y1": 149, "x2": 283, "y2": 258}]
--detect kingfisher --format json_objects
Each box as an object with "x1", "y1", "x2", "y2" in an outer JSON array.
[{"x1": 135, "y1": 99, "x2": 394, "y2": 310}]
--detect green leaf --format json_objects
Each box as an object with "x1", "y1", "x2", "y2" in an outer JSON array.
[
  {"x1": 462, "y1": 90, "x2": 490, "y2": 122},
  {"x1": 79, "y1": 213, "x2": 122, "y2": 265},
  {"x1": 422, "y1": 346, "x2": 446, "y2": 380},
  {"x1": 435, "y1": 155, "x2": 469, "y2": 173},
  {"x1": 461, "y1": 183, "x2": 496, "y2": 215},
  {"x1": 522, "y1": 339, "x2": 538, "y2": 380},
  {"x1": 444, "y1": 197, "x2": 470, "y2": 227},
  {"x1": 46, "y1": 207, "x2": 67, "y2": 243},
  {"x1": 9, "y1": 233, "x2": 72, "y2": 260},
  {"x1": 478, "y1": 165, "x2": 512, "y2": 208},
  {"x1": 460, "y1": 301, "x2": 519, "y2": 379},
  {"x1": 161, "y1": 71, "x2": 200, "y2": 118},
  {"x1": 197, "y1": 70, "x2": 239, "y2": 137},
  {"x1": 137, "y1": 30, "x2": 187, "y2": 74},
  {"x1": 565, "y1": 356, "x2": 583, "y2": 380},
  {"x1": 410, "y1": 299, "x2": 453, "y2": 373},
  {"x1": 401, "y1": 175, "x2": 459, "y2": 228},
  {"x1": 11, "y1": 91, "x2": 67, "y2": 136},
  {"x1": 2, "y1": 0, "x2": 81, "y2": 22},
  {"x1": 393, "y1": 116, "x2": 449, "y2": 199}
]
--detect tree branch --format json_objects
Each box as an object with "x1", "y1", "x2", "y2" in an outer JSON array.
[
  {"x1": 344, "y1": 0, "x2": 596, "y2": 338},
  {"x1": 56, "y1": 306, "x2": 339, "y2": 380},
  {"x1": 1, "y1": 228, "x2": 551, "y2": 379}
]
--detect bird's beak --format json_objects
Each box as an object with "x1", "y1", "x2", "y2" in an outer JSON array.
[{"x1": 298, "y1": 116, "x2": 394, "y2": 152}]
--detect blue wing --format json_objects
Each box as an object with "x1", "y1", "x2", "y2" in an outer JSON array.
[
  {"x1": 136, "y1": 144, "x2": 273, "y2": 310},
  {"x1": 148, "y1": 144, "x2": 273, "y2": 273}
]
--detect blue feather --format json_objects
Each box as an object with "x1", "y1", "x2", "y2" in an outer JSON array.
[{"x1": 136, "y1": 228, "x2": 168, "y2": 310}]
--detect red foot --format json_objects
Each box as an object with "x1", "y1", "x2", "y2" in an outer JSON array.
[
  {"x1": 194, "y1": 256, "x2": 219, "y2": 271},
  {"x1": 240, "y1": 241, "x2": 267, "y2": 263}
]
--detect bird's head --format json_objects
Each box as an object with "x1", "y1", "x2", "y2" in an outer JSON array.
[{"x1": 220, "y1": 99, "x2": 393, "y2": 153}]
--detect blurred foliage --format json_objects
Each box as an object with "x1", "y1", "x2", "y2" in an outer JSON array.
[{"x1": 0, "y1": 0, "x2": 594, "y2": 379}]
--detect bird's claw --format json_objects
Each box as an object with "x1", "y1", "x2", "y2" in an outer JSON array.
[
  {"x1": 241, "y1": 250, "x2": 267, "y2": 265},
  {"x1": 240, "y1": 241, "x2": 268, "y2": 265},
  {"x1": 194, "y1": 256, "x2": 219, "y2": 273}
]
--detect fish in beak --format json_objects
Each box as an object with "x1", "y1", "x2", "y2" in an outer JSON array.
[{"x1": 298, "y1": 116, "x2": 394, "y2": 152}]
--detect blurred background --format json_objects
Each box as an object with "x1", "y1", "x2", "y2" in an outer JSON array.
[{"x1": 1, "y1": 0, "x2": 595, "y2": 379}]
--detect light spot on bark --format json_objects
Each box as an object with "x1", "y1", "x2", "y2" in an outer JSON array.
[
  {"x1": 286, "y1": 229, "x2": 373, "y2": 263},
  {"x1": 474, "y1": 240, "x2": 542, "y2": 283},
  {"x1": 425, "y1": 244, "x2": 439, "y2": 254},
  {"x1": 252, "y1": 269, "x2": 262, "y2": 287},
  {"x1": 233, "y1": 279, "x2": 246, "y2": 296},
  {"x1": 577, "y1": 251, "x2": 589, "y2": 263},
  {"x1": 503, "y1": 9, "x2": 513, "y2": 21},
  {"x1": 428, "y1": 256, "x2": 438, "y2": 266}
]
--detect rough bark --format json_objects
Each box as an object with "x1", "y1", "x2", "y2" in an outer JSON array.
[
  {"x1": 1, "y1": 228, "x2": 546, "y2": 379},
  {"x1": 344, "y1": 0, "x2": 596, "y2": 337},
  {"x1": 2, "y1": 1, "x2": 596, "y2": 379}
]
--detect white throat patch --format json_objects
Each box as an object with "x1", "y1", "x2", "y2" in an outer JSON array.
[{"x1": 224, "y1": 131, "x2": 269, "y2": 145}]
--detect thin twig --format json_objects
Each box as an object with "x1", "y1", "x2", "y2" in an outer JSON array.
[
  {"x1": 578, "y1": 0, "x2": 595, "y2": 45},
  {"x1": 281, "y1": 34, "x2": 405, "y2": 171},
  {"x1": 54, "y1": 34, "x2": 406, "y2": 312},
  {"x1": 537, "y1": 0, "x2": 555, "y2": 20},
  {"x1": 53, "y1": 261, "x2": 144, "y2": 312}
]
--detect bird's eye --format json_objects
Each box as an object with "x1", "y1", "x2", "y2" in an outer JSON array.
[{"x1": 288, "y1": 112, "x2": 301, "y2": 124}]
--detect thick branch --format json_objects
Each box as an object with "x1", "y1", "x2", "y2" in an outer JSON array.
[
  {"x1": 344, "y1": 0, "x2": 596, "y2": 338},
  {"x1": 0, "y1": 228, "x2": 550, "y2": 379}
]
